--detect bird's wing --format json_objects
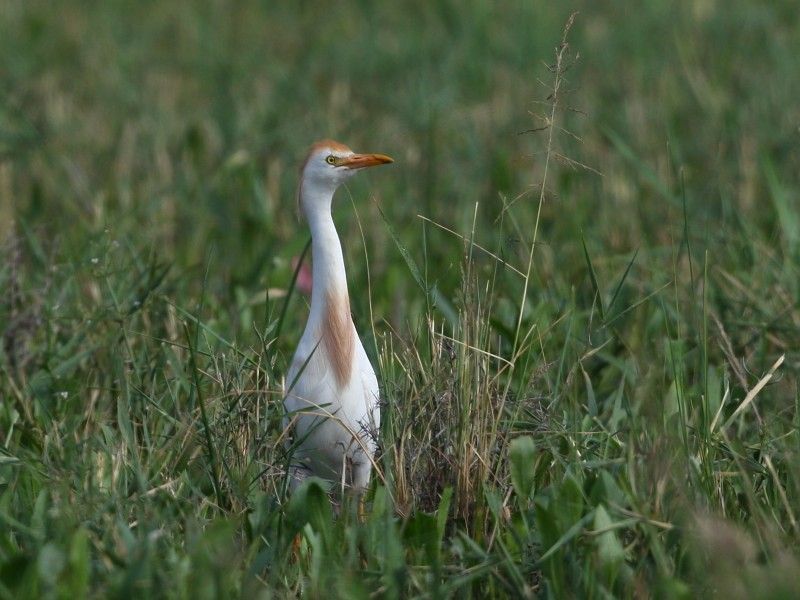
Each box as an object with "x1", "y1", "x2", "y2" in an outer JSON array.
[
  {"x1": 282, "y1": 350, "x2": 340, "y2": 462},
  {"x1": 284, "y1": 345, "x2": 335, "y2": 417},
  {"x1": 357, "y1": 345, "x2": 381, "y2": 434}
]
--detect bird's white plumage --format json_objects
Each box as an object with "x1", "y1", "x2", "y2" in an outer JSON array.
[
  {"x1": 284, "y1": 328, "x2": 380, "y2": 489},
  {"x1": 283, "y1": 140, "x2": 391, "y2": 494}
]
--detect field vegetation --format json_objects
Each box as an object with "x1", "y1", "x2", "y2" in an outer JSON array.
[{"x1": 1, "y1": 1, "x2": 799, "y2": 597}]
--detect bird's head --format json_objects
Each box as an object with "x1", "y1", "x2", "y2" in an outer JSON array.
[{"x1": 298, "y1": 139, "x2": 393, "y2": 215}]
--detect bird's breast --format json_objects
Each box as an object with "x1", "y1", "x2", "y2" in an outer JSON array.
[{"x1": 321, "y1": 289, "x2": 355, "y2": 389}]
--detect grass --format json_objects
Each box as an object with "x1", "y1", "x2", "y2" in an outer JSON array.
[{"x1": 1, "y1": 0, "x2": 800, "y2": 597}]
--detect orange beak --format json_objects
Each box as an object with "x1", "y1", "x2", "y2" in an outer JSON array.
[{"x1": 340, "y1": 152, "x2": 393, "y2": 169}]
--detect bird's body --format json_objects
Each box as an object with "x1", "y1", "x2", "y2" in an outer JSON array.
[{"x1": 284, "y1": 139, "x2": 392, "y2": 494}]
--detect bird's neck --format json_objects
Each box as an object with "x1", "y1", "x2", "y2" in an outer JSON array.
[
  {"x1": 303, "y1": 186, "x2": 350, "y2": 319},
  {"x1": 301, "y1": 183, "x2": 356, "y2": 387}
]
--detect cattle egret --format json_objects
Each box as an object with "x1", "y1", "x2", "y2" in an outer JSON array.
[{"x1": 284, "y1": 139, "x2": 393, "y2": 497}]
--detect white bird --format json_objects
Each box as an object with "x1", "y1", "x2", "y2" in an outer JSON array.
[{"x1": 283, "y1": 139, "x2": 393, "y2": 496}]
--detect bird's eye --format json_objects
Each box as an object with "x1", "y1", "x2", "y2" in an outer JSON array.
[{"x1": 325, "y1": 155, "x2": 337, "y2": 165}]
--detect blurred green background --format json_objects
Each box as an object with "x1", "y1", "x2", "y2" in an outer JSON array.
[
  {"x1": 3, "y1": 0, "x2": 797, "y2": 327},
  {"x1": 1, "y1": 0, "x2": 799, "y2": 597}
]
